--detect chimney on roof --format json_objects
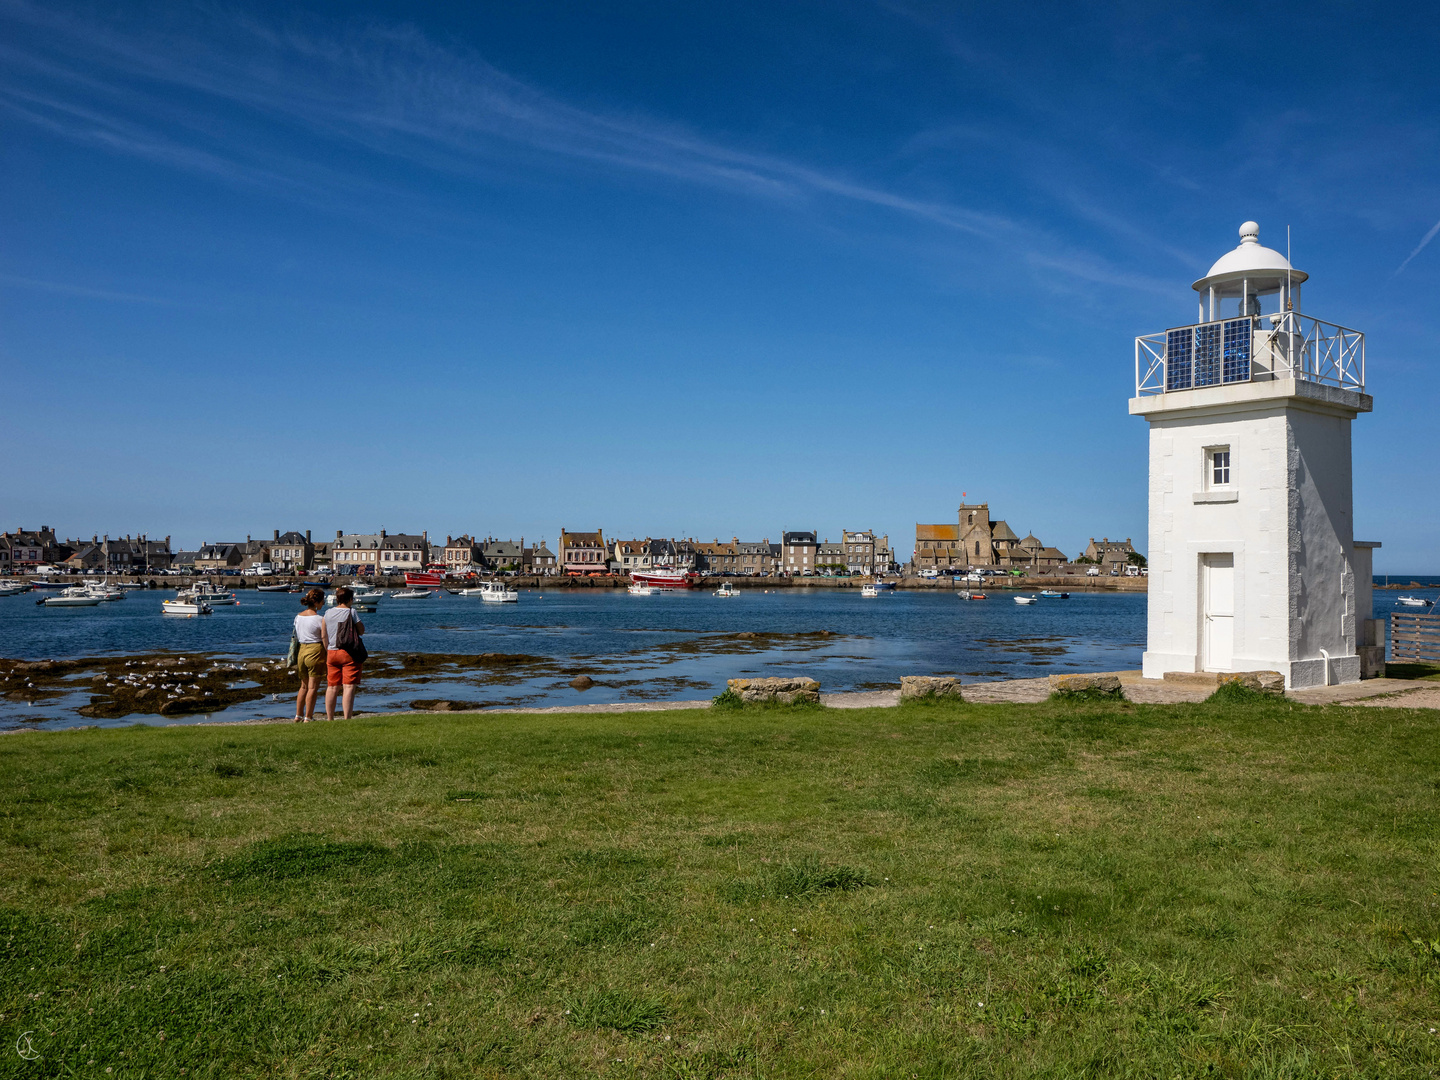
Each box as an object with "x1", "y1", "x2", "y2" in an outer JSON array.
[
  {"x1": 380, "y1": 529, "x2": 386, "y2": 539},
  {"x1": 305, "y1": 529, "x2": 310, "y2": 542},
  {"x1": 274, "y1": 529, "x2": 280, "y2": 541},
  {"x1": 337, "y1": 530, "x2": 343, "y2": 539}
]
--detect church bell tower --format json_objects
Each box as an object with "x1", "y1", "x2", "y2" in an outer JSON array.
[{"x1": 1129, "y1": 222, "x2": 1380, "y2": 688}]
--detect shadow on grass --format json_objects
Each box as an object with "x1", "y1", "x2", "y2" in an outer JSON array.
[{"x1": 1385, "y1": 662, "x2": 1440, "y2": 682}]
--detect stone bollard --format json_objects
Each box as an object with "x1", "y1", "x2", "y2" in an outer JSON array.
[
  {"x1": 899, "y1": 676, "x2": 964, "y2": 701},
  {"x1": 1048, "y1": 673, "x2": 1123, "y2": 698},
  {"x1": 1216, "y1": 671, "x2": 1285, "y2": 695},
  {"x1": 726, "y1": 677, "x2": 820, "y2": 705}
]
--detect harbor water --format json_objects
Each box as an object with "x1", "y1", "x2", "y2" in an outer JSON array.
[{"x1": 1, "y1": 579, "x2": 1434, "y2": 732}]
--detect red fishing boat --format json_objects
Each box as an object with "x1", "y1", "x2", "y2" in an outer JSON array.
[
  {"x1": 630, "y1": 567, "x2": 700, "y2": 589},
  {"x1": 404, "y1": 571, "x2": 446, "y2": 589}
]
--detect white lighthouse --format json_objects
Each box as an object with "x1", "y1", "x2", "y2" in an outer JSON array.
[{"x1": 1129, "y1": 222, "x2": 1381, "y2": 689}]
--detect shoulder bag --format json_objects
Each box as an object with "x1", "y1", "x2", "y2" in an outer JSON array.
[{"x1": 333, "y1": 608, "x2": 369, "y2": 664}]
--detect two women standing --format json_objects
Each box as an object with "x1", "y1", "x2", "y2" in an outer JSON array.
[{"x1": 291, "y1": 586, "x2": 366, "y2": 721}]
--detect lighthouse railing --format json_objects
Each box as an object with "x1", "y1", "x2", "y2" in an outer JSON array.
[
  {"x1": 1261, "y1": 311, "x2": 1365, "y2": 392},
  {"x1": 1136, "y1": 313, "x2": 1365, "y2": 396}
]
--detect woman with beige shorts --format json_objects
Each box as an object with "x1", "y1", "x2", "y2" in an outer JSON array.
[{"x1": 293, "y1": 588, "x2": 328, "y2": 722}]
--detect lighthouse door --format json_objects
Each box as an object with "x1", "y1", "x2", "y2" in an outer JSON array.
[{"x1": 1202, "y1": 554, "x2": 1235, "y2": 671}]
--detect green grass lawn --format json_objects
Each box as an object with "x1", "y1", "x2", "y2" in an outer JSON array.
[{"x1": 3, "y1": 694, "x2": 1440, "y2": 1078}]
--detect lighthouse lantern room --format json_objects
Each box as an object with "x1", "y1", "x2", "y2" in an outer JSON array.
[{"x1": 1129, "y1": 222, "x2": 1382, "y2": 689}]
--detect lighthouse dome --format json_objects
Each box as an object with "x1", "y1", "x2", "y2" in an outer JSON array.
[{"x1": 1192, "y1": 221, "x2": 1307, "y2": 296}]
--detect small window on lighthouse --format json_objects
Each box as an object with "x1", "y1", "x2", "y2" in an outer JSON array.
[{"x1": 1208, "y1": 447, "x2": 1231, "y2": 487}]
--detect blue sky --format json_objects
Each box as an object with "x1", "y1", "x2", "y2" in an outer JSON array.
[{"x1": 1, "y1": 1, "x2": 1436, "y2": 570}]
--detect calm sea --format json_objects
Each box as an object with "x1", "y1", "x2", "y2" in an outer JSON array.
[{"x1": 1, "y1": 578, "x2": 1433, "y2": 732}]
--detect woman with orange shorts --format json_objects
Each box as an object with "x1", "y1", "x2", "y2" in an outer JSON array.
[{"x1": 323, "y1": 586, "x2": 366, "y2": 720}]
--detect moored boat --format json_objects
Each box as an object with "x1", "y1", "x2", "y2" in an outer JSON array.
[
  {"x1": 40, "y1": 586, "x2": 104, "y2": 607},
  {"x1": 860, "y1": 584, "x2": 878, "y2": 598},
  {"x1": 460, "y1": 584, "x2": 518, "y2": 601},
  {"x1": 1397, "y1": 596, "x2": 1433, "y2": 608},
  {"x1": 391, "y1": 588, "x2": 434, "y2": 599},
  {"x1": 162, "y1": 598, "x2": 212, "y2": 616},
  {"x1": 183, "y1": 581, "x2": 238, "y2": 605},
  {"x1": 1014, "y1": 595, "x2": 1038, "y2": 605},
  {"x1": 715, "y1": 582, "x2": 738, "y2": 597},
  {"x1": 256, "y1": 583, "x2": 293, "y2": 593},
  {"x1": 404, "y1": 571, "x2": 446, "y2": 589},
  {"x1": 630, "y1": 567, "x2": 699, "y2": 589},
  {"x1": 327, "y1": 584, "x2": 385, "y2": 608},
  {"x1": 627, "y1": 583, "x2": 657, "y2": 596}
]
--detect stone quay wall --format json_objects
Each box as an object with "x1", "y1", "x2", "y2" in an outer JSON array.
[{"x1": 17, "y1": 572, "x2": 1148, "y2": 593}]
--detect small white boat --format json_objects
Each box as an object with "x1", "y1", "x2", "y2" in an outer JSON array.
[
  {"x1": 1014, "y1": 596, "x2": 1038, "y2": 605},
  {"x1": 41, "y1": 586, "x2": 104, "y2": 607},
  {"x1": 477, "y1": 581, "x2": 518, "y2": 603},
  {"x1": 0, "y1": 581, "x2": 32, "y2": 596},
  {"x1": 256, "y1": 583, "x2": 293, "y2": 593},
  {"x1": 628, "y1": 583, "x2": 657, "y2": 596},
  {"x1": 715, "y1": 582, "x2": 738, "y2": 597},
  {"x1": 327, "y1": 585, "x2": 385, "y2": 607},
  {"x1": 1396, "y1": 596, "x2": 1433, "y2": 608},
  {"x1": 162, "y1": 598, "x2": 212, "y2": 616},
  {"x1": 391, "y1": 588, "x2": 434, "y2": 599},
  {"x1": 860, "y1": 584, "x2": 878, "y2": 598},
  {"x1": 85, "y1": 583, "x2": 126, "y2": 601},
  {"x1": 184, "y1": 581, "x2": 237, "y2": 605}
]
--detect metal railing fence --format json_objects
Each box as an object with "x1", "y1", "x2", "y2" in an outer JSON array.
[{"x1": 1135, "y1": 312, "x2": 1365, "y2": 397}]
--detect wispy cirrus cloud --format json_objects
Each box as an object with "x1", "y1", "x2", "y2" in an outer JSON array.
[
  {"x1": 0, "y1": 0, "x2": 1169, "y2": 292},
  {"x1": 0, "y1": 272, "x2": 168, "y2": 304}
]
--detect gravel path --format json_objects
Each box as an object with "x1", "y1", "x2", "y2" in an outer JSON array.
[{"x1": 136, "y1": 671, "x2": 1440, "y2": 728}]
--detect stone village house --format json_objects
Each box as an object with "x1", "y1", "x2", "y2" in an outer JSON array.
[
  {"x1": 332, "y1": 530, "x2": 429, "y2": 574},
  {"x1": 524, "y1": 541, "x2": 556, "y2": 575},
  {"x1": 559, "y1": 529, "x2": 607, "y2": 574},
  {"x1": 781, "y1": 531, "x2": 818, "y2": 575},
  {"x1": 1082, "y1": 537, "x2": 1139, "y2": 571}
]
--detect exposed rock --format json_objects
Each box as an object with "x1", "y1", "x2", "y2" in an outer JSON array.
[
  {"x1": 1216, "y1": 670, "x2": 1285, "y2": 695},
  {"x1": 899, "y1": 675, "x2": 964, "y2": 701},
  {"x1": 410, "y1": 699, "x2": 483, "y2": 712},
  {"x1": 569, "y1": 675, "x2": 595, "y2": 690},
  {"x1": 725, "y1": 676, "x2": 820, "y2": 705},
  {"x1": 1049, "y1": 673, "x2": 1123, "y2": 698},
  {"x1": 158, "y1": 694, "x2": 221, "y2": 716}
]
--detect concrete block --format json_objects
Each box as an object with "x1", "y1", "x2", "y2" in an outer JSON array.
[
  {"x1": 899, "y1": 676, "x2": 964, "y2": 701},
  {"x1": 1358, "y1": 646, "x2": 1385, "y2": 680},
  {"x1": 726, "y1": 676, "x2": 820, "y2": 705}
]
